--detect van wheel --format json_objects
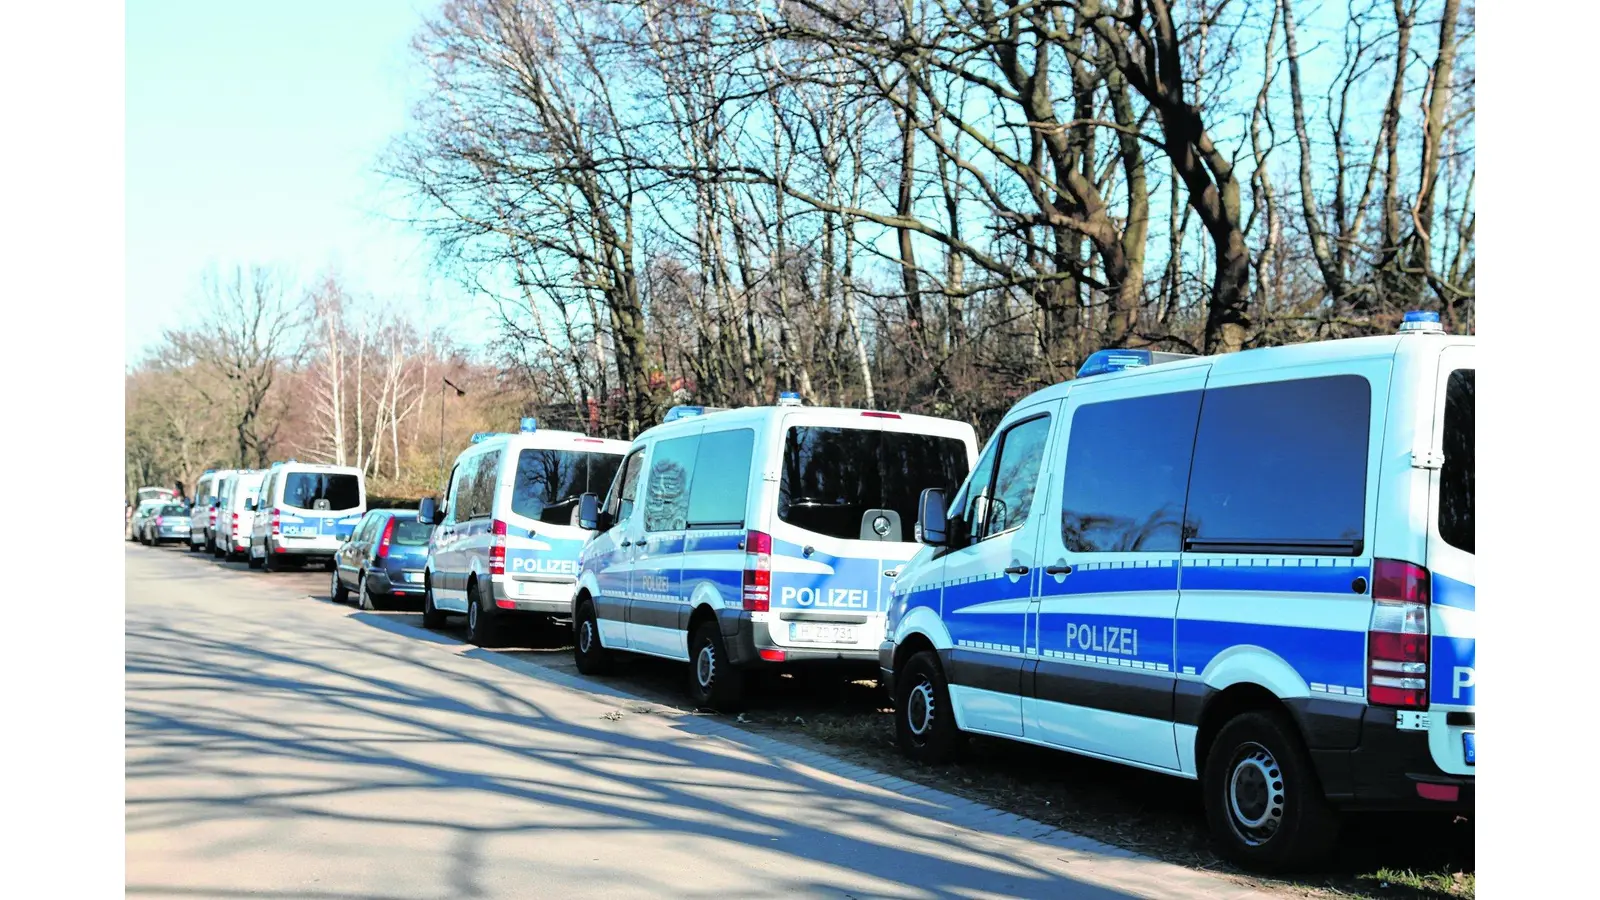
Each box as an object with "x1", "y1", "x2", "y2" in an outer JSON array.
[
  {"x1": 687, "y1": 620, "x2": 745, "y2": 712},
  {"x1": 421, "y1": 575, "x2": 445, "y2": 630},
  {"x1": 573, "y1": 596, "x2": 612, "y2": 675},
  {"x1": 247, "y1": 543, "x2": 264, "y2": 569},
  {"x1": 330, "y1": 567, "x2": 349, "y2": 604},
  {"x1": 1203, "y1": 710, "x2": 1340, "y2": 872},
  {"x1": 895, "y1": 650, "x2": 967, "y2": 764},
  {"x1": 465, "y1": 581, "x2": 499, "y2": 647}
]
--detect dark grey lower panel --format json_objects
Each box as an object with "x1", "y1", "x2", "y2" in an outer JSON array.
[
  {"x1": 943, "y1": 648, "x2": 1025, "y2": 697},
  {"x1": 1027, "y1": 659, "x2": 1175, "y2": 722}
]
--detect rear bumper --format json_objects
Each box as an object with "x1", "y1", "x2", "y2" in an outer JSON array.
[
  {"x1": 490, "y1": 578, "x2": 575, "y2": 615},
  {"x1": 1303, "y1": 705, "x2": 1474, "y2": 812},
  {"x1": 367, "y1": 569, "x2": 426, "y2": 598},
  {"x1": 717, "y1": 609, "x2": 881, "y2": 669}
]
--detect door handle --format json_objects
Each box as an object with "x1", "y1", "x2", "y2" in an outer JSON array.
[
  {"x1": 1004, "y1": 565, "x2": 1030, "y2": 575},
  {"x1": 620, "y1": 540, "x2": 632, "y2": 548},
  {"x1": 1045, "y1": 564, "x2": 1073, "y2": 576}
]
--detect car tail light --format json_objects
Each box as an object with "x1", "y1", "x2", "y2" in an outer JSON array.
[
  {"x1": 270, "y1": 507, "x2": 281, "y2": 536},
  {"x1": 758, "y1": 648, "x2": 786, "y2": 662},
  {"x1": 742, "y1": 530, "x2": 772, "y2": 612},
  {"x1": 1367, "y1": 559, "x2": 1431, "y2": 709},
  {"x1": 377, "y1": 518, "x2": 395, "y2": 561},
  {"x1": 489, "y1": 519, "x2": 507, "y2": 575},
  {"x1": 155, "y1": 516, "x2": 163, "y2": 527}
]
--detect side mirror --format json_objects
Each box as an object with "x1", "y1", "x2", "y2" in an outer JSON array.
[
  {"x1": 918, "y1": 488, "x2": 949, "y2": 547},
  {"x1": 418, "y1": 497, "x2": 438, "y2": 526},
  {"x1": 578, "y1": 493, "x2": 601, "y2": 531},
  {"x1": 244, "y1": 499, "x2": 256, "y2": 512}
]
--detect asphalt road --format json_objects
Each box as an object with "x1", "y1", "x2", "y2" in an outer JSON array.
[{"x1": 126, "y1": 543, "x2": 1270, "y2": 900}]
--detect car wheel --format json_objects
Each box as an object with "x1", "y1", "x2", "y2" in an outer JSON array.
[
  {"x1": 357, "y1": 572, "x2": 378, "y2": 612},
  {"x1": 686, "y1": 620, "x2": 745, "y2": 712},
  {"x1": 465, "y1": 580, "x2": 499, "y2": 647},
  {"x1": 421, "y1": 574, "x2": 446, "y2": 630},
  {"x1": 330, "y1": 566, "x2": 350, "y2": 603},
  {"x1": 1203, "y1": 710, "x2": 1340, "y2": 872},
  {"x1": 894, "y1": 649, "x2": 967, "y2": 764},
  {"x1": 572, "y1": 595, "x2": 613, "y2": 675}
]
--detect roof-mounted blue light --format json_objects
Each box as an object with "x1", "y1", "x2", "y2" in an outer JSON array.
[
  {"x1": 519, "y1": 417, "x2": 538, "y2": 433},
  {"x1": 470, "y1": 432, "x2": 502, "y2": 444},
  {"x1": 777, "y1": 391, "x2": 802, "y2": 407},
  {"x1": 1078, "y1": 349, "x2": 1153, "y2": 378},
  {"x1": 664, "y1": 405, "x2": 705, "y2": 422},
  {"x1": 1399, "y1": 309, "x2": 1445, "y2": 334}
]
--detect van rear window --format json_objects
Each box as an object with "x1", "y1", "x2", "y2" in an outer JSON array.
[
  {"x1": 513, "y1": 449, "x2": 624, "y2": 526},
  {"x1": 779, "y1": 427, "x2": 970, "y2": 542},
  {"x1": 282, "y1": 473, "x2": 362, "y2": 512},
  {"x1": 1439, "y1": 369, "x2": 1474, "y2": 554}
]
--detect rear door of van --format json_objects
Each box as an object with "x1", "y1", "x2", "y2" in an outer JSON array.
[{"x1": 1426, "y1": 346, "x2": 1475, "y2": 775}]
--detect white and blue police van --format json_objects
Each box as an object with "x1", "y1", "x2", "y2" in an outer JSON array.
[
  {"x1": 188, "y1": 470, "x2": 224, "y2": 552},
  {"x1": 571, "y1": 394, "x2": 978, "y2": 711},
  {"x1": 418, "y1": 420, "x2": 630, "y2": 646},
  {"x1": 215, "y1": 469, "x2": 266, "y2": 561},
  {"x1": 882, "y1": 311, "x2": 1473, "y2": 871},
  {"x1": 248, "y1": 461, "x2": 367, "y2": 572}
]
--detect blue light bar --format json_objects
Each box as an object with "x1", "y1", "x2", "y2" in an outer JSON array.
[
  {"x1": 1077, "y1": 349, "x2": 1153, "y2": 379},
  {"x1": 470, "y1": 432, "x2": 502, "y2": 444},
  {"x1": 777, "y1": 391, "x2": 802, "y2": 407},
  {"x1": 663, "y1": 406, "x2": 705, "y2": 422},
  {"x1": 1399, "y1": 310, "x2": 1445, "y2": 334},
  {"x1": 520, "y1": 417, "x2": 538, "y2": 433}
]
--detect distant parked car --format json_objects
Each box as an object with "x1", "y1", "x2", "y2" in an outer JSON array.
[
  {"x1": 129, "y1": 500, "x2": 163, "y2": 543},
  {"x1": 140, "y1": 503, "x2": 192, "y2": 545},
  {"x1": 330, "y1": 509, "x2": 432, "y2": 611}
]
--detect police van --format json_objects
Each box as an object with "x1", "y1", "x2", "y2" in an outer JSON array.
[
  {"x1": 214, "y1": 469, "x2": 266, "y2": 561},
  {"x1": 571, "y1": 395, "x2": 978, "y2": 711},
  {"x1": 248, "y1": 461, "x2": 367, "y2": 571},
  {"x1": 188, "y1": 471, "x2": 223, "y2": 552},
  {"x1": 881, "y1": 311, "x2": 1473, "y2": 869},
  {"x1": 418, "y1": 420, "x2": 629, "y2": 646}
]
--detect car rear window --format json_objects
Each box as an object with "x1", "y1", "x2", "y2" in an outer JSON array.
[
  {"x1": 1439, "y1": 369, "x2": 1474, "y2": 554},
  {"x1": 392, "y1": 519, "x2": 432, "y2": 546},
  {"x1": 281, "y1": 473, "x2": 362, "y2": 512},
  {"x1": 158, "y1": 504, "x2": 188, "y2": 516},
  {"x1": 512, "y1": 449, "x2": 625, "y2": 526},
  {"x1": 779, "y1": 426, "x2": 970, "y2": 542}
]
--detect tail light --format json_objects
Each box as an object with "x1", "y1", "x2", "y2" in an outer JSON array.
[
  {"x1": 209, "y1": 508, "x2": 217, "y2": 525},
  {"x1": 270, "y1": 507, "x2": 281, "y2": 536},
  {"x1": 489, "y1": 519, "x2": 507, "y2": 575},
  {"x1": 1367, "y1": 559, "x2": 1431, "y2": 709},
  {"x1": 155, "y1": 516, "x2": 163, "y2": 527},
  {"x1": 742, "y1": 530, "x2": 772, "y2": 611},
  {"x1": 861, "y1": 411, "x2": 901, "y2": 419},
  {"x1": 231, "y1": 513, "x2": 239, "y2": 529},
  {"x1": 377, "y1": 518, "x2": 395, "y2": 561}
]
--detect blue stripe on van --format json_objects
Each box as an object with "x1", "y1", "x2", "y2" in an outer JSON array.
[
  {"x1": 1432, "y1": 573, "x2": 1475, "y2": 611},
  {"x1": 1181, "y1": 560, "x2": 1371, "y2": 595},
  {"x1": 1177, "y1": 619, "x2": 1366, "y2": 690}
]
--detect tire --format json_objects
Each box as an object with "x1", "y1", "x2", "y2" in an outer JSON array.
[
  {"x1": 686, "y1": 619, "x2": 746, "y2": 712},
  {"x1": 247, "y1": 549, "x2": 263, "y2": 570},
  {"x1": 894, "y1": 649, "x2": 967, "y2": 764},
  {"x1": 465, "y1": 579, "x2": 500, "y2": 647},
  {"x1": 330, "y1": 567, "x2": 350, "y2": 604},
  {"x1": 572, "y1": 595, "x2": 613, "y2": 675},
  {"x1": 262, "y1": 542, "x2": 279, "y2": 572},
  {"x1": 357, "y1": 572, "x2": 379, "y2": 612},
  {"x1": 1202, "y1": 710, "x2": 1341, "y2": 872},
  {"x1": 421, "y1": 574, "x2": 446, "y2": 630}
]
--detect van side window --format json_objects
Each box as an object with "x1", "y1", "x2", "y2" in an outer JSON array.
[
  {"x1": 644, "y1": 435, "x2": 699, "y2": 532},
  {"x1": 1061, "y1": 391, "x2": 1201, "y2": 552},
  {"x1": 467, "y1": 451, "x2": 501, "y2": 521},
  {"x1": 609, "y1": 449, "x2": 645, "y2": 522},
  {"x1": 982, "y1": 415, "x2": 1052, "y2": 539},
  {"x1": 1184, "y1": 375, "x2": 1370, "y2": 554},
  {"x1": 950, "y1": 438, "x2": 997, "y2": 542},
  {"x1": 686, "y1": 428, "x2": 755, "y2": 529},
  {"x1": 1439, "y1": 369, "x2": 1474, "y2": 554},
  {"x1": 446, "y1": 461, "x2": 473, "y2": 525}
]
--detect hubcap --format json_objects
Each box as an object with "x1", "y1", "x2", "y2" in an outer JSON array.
[
  {"x1": 579, "y1": 620, "x2": 594, "y2": 654},
  {"x1": 907, "y1": 679, "x2": 936, "y2": 737},
  {"x1": 1227, "y1": 742, "x2": 1286, "y2": 846},
  {"x1": 469, "y1": 598, "x2": 478, "y2": 631},
  {"x1": 695, "y1": 643, "x2": 715, "y2": 689}
]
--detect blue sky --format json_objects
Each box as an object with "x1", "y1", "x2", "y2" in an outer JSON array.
[{"x1": 125, "y1": 0, "x2": 484, "y2": 360}]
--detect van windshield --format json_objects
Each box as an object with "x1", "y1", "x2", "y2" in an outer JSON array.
[
  {"x1": 1439, "y1": 369, "x2": 1473, "y2": 554},
  {"x1": 779, "y1": 426, "x2": 970, "y2": 542},
  {"x1": 282, "y1": 473, "x2": 362, "y2": 512},
  {"x1": 512, "y1": 449, "x2": 624, "y2": 525}
]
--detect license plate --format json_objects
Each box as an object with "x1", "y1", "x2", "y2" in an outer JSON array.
[
  {"x1": 405, "y1": 572, "x2": 423, "y2": 583},
  {"x1": 790, "y1": 622, "x2": 858, "y2": 644},
  {"x1": 1463, "y1": 732, "x2": 1474, "y2": 766}
]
